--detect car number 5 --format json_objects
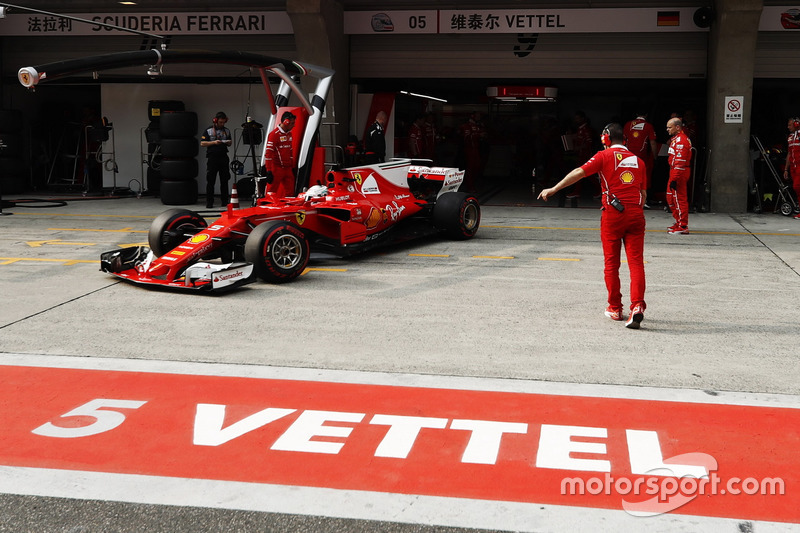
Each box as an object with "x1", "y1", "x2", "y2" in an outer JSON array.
[{"x1": 32, "y1": 399, "x2": 148, "y2": 438}]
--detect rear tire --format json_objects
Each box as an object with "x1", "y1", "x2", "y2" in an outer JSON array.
[
  {"x1": 148, "y1": 208, "x2": 207, "y2": 257},
  {"x1": 244, "y1": 221, "x2": 309, "y2": 283},
  {"x1": 433, "y1": 192, "x2": 481, "y2": 239}
]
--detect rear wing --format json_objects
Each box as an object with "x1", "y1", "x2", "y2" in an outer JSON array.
[{"x1": 18, "y1": 49, "x2": 334, "y2": 189}]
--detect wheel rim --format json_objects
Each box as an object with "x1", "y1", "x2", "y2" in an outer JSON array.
[
  {"x1": 463, "y1": 202, "x2": 479, "y2": 230},
  {"x1": 270, "y1": 233, "x2": 304, "y2": 270}
]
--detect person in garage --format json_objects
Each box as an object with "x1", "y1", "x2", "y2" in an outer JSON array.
[
  {"x1": 666, "y1": 117, "x2": 693, "y2": 234},
  {"x1": 624, "y1": 111, "x2": 658, "y2": 205},
  {"x1": 264, "y1": 111, "x2": 297, "y2": 198},
  {"x1": 537, "y1": 123, "x2": 647, "y2": 329},
  {"x1": 200, "y1": 111, "x2": 233, "y2": 208},
  {"x1": 783, "y1": 116, "x2": 800, "y2": 219},
  {"x1": 364, "y1": 111, "x2": 387, "y2": 164}
]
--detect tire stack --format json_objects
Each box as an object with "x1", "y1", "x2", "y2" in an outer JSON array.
[
  {"x1": 158, "y1": 111, "x2": 199, "y2": 205},
  {"x1": 145, "y1": 100, "x2": 184, "y2": 196},
  {"x1": 0, "y1": 109, "x2": 26, "y2": 195}
]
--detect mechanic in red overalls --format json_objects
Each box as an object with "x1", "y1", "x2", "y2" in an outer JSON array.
[
  {"x1": 459, "y1": 112, "x2": 487, "y2": 192},
  {"x1": 666, "y1": 117, "x2": 693, "y2": 234},
  {"x1": 566, "y1": 111, "x2": 598, "y2": 201},
  {"x1": 624, "y1": 112, "x2": 658, "y2": 191},
  {"x1": 538, "y1": 123, "x2": 647, "y2": 329},
  {"x1": 783, "y1": 117, "x2": 800, "y2": 219},
  {"x1": 264, "y1": 111, "x2": 296, "y2": 198},
  {"x1": 408, "y1": 115, "x2": 425, "y2": 159}
]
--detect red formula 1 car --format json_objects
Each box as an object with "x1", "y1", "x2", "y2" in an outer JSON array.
[{"x1": 18, "y1": 50, "x2": 480, "y2": 292}]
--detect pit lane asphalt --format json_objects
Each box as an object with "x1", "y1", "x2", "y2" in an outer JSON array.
[{"x1": 1, "y1": 189, "x2": 800, "y2": 532}]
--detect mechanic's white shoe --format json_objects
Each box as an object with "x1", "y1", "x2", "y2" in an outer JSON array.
[{"x1": 626, "y1": 305, "x2": 644, "y2": 329}]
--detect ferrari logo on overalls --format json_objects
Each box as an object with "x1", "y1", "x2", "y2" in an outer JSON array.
[
  {"x1": 295, "y1": 211, "x2": 306, "y2": 225},
  {"x1": 616, "y1": 153, "x2": 623, "y2": 162}
]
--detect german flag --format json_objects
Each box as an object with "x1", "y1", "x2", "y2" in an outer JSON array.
[{"x1": 657, "y1": 11, "x2": 680, "y2": 26}]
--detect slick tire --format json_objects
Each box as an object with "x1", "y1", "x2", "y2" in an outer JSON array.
[
  {"x1": 433, "y1": 192, "x2": 481, "y2": 240},
  {"x1": 159, "y1": 111, "x2": 198, "y2": 138},
  {"x1": 148, "y1": 207, "x2": 207, "y2": 257},
  {"x1": 160, "y1": 138, "x2": 199, "y2": 158},
  {"x1": 160, "y1": 158, "x2": 198, "y2": 180},
  {"x1": 159, "y1": 179, "x2": 199, "y2": 208},
  {"x1": 244, "y1": 221, "x2": 309, "y2": 284}
]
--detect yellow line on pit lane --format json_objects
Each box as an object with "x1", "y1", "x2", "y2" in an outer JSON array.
[
  {"x1": 302, "y1": 267, "x2": 348, "y2": 276},
  {"x1": 482, "y1": 225, "x2": 800, "y2": 237},
  {"x1": 17, "y1": 213, "x2": 154, "y2": 219},
  {"x1": 48, "y1": 227, "x2": 147, "y2": 233},
  {"x1": 0, "y1": 257, "x2": 97, "y2": 266}
]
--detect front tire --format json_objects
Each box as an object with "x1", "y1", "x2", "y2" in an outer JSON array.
[
  {"x1": 244, "y1": 221, "x2": 309, "y2": 283},
  {"x1": 433, "y1": 192, "x2": 481, "y2": 239},
  {"x1": 148, "y1": 208, "x2": 207, "y2": 256}
]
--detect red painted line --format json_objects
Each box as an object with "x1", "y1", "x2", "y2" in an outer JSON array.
[{"x1": 0, "y1": 365, "x2": 797, "y2": 522}]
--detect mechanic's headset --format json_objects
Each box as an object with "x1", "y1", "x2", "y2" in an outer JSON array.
[
  {"x1": 793, "y1": 117, "x2": 800, "y2": 129},
  {"x1": 212, "y1": 112, "x2": 227, "y2": 126},
  {"x1": 601, "y1": 124, "x2": 613, "y2": 148}
]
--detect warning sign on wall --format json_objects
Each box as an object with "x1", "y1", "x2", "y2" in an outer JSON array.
[{"x1": 724, "y1": 96, "x2": 744, "y2": 124}]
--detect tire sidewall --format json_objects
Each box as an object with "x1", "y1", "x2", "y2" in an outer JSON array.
[
  {"x1": 148, "y1": 208, "x2": 206, "y2": 256},
  {"x1": 244, "y1": 221, "x2": 309, "y2": 283}
]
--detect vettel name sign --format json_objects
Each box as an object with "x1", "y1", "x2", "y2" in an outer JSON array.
[{"x1": 0, "y1": 364, "x2": 797, "y2": 522}]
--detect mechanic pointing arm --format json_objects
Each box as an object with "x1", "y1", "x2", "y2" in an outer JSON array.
[{"x1": 538, "y1": 123, "x2": 647, "y2": 329}]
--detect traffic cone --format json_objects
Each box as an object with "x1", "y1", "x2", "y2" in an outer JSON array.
[{"x1": 229, "y1": 182, "x2": 239, "y2": 209}]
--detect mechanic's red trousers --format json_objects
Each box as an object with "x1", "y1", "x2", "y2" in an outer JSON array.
[
  {"x1": 667, "y1": 170, "x2": 690, "y2": 228},
  {"x1": 267, "y1": 166, "x2": 295, "y2": 198},
  {"x1": 791, "y1": 165, "x2": 800, "y2": 203},
  {"x1": 600, "y1": 206, "x2": 646, "y2": 312}
]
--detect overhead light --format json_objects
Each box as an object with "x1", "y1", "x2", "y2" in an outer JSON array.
[
  {"x1": 400, "y1": 90, "x2": 447, "y2": 103},
  {"x1": 0, "y1": 7, "x2": 7, "y2": 18},
  {"x1": 119, "y1": 1, "x2": 137, "y2": 4},
  {"x1": 487, "y1": 85, "x2": 558, "y2": 102}
]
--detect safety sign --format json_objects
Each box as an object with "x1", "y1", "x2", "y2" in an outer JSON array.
[{"x1": 725, "y1": 96, "x2": 744, "y2": 124}]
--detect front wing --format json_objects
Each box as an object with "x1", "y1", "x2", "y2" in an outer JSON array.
[{"x1": 100, "y1": 246, "x2": 254, "y2": 292}]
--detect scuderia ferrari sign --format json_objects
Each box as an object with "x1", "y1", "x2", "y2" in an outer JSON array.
[{"x1": 0, "y1": 11, "x2": 293, "y2": 36}]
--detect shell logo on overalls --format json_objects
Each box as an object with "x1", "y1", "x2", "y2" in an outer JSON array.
[{"x1": 620, "y1": 171, "x2": 635, "y2": 184}]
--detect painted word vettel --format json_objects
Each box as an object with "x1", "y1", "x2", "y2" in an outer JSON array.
[
  {"x1": 32, "y1": 398, "x2": 706, "y2": 478},
  {"x1": 1, "y1": 364, "x2": 797, "y2": 522}
]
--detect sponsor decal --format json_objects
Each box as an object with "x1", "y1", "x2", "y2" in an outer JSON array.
[
  {"x1": 161, "y1": 256, "x2": 178, "y2": 262},
  {"x1": 361, "y1": 175, "x2": 381, "y2": 194},
  {"x1": 365, "y1": 207, "x2": 382, "y2": 229},
  {"x1": 189, "y1": 234, "x2": 209, "y2": 244},
  {"x1": 352, "y1": 172, "x2": 363, "y2": 185},
  {"x1": 214, "y1": 270, "x2": 244, "y2": 282},
  {"x1": 617, "y1": 155, "x2": 640, "y2": 169},
  {"x1": 295, "y1": 211, "x2": 307, "y2": 225},
  {"x1": 394, "y1": 194, "x2": 411, "y2": 200},
  {"x1": 443, "y1": 170, "x2": 465, "y2": 187},
  {"x1": 335, "y1": 196, "x2": 351, "y2": 202},
  {"x1": 170, "y1": 250, "x2": 186, "y2": 256},
  {"x1": 781, "y1": 9, "x2": 800, "y2": 29},
  {"x1": 385, "y1": 201, "x2": 406, "y2": 222},
  {"x1": 178, "y1": 245, "x2": 194, "y2": 250},
  {"x1": 619, "y1": 171, "x2": 635, "y2": 184}
]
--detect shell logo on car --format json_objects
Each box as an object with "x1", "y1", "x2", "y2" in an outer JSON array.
[{"x1": 189, "y1": 234, "x2": 209, "y2": 244}]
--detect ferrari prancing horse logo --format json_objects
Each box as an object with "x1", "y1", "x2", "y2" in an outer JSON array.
[{"x1": 295, "y1": 211, "x2": 306, "y2": 225}]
